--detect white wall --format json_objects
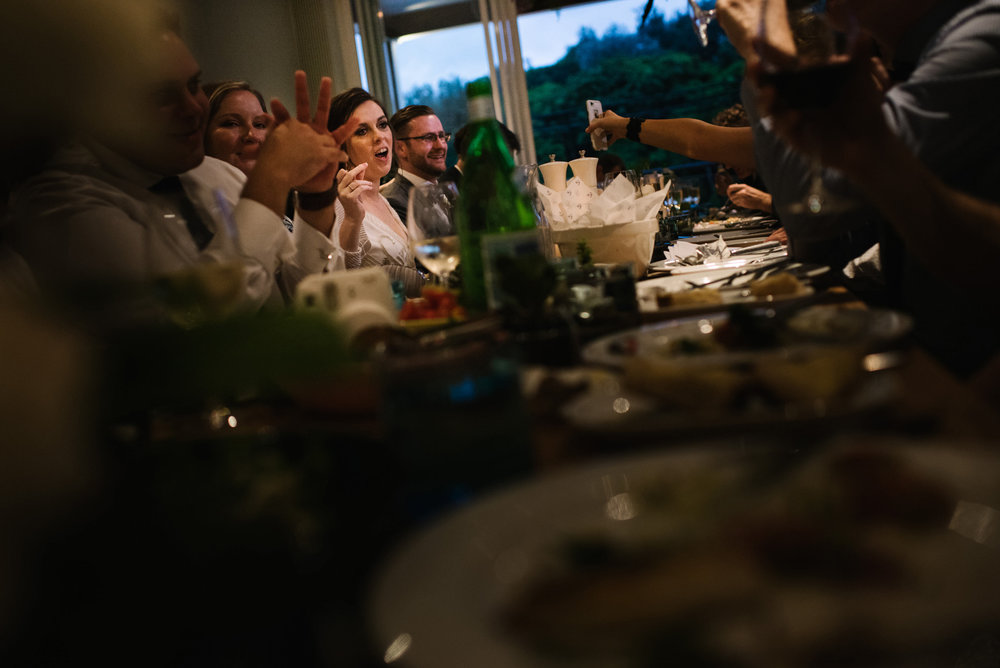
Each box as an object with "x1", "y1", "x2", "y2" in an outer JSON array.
[{"x1": 176, "y1": 0, "x2": 362, "y2": 108}]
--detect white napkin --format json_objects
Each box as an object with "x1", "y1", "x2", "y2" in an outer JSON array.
[
  {"x1": 663, "y1": 238, "x2": 731, "y2": 264},
  {"x1": 536, "y1": 182, "x2": 568, "y2": 229},
  {"x1": 537, "y1": 172, "x2": 664, "y2": 231},
  {"x1": 563, "y1": 176, "x2": 597, "y2": 226},
  {"x1": 635, "y1": 187, "x2": 667, "y2": 221},
  {"x1": 663, "y1": 240, "x2": 702, "y2": 264},
  {"x1": 602, "y1": 173, "x2": 635, "y2": 203}
]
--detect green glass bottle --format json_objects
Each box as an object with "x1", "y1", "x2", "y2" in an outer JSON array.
[{"x1": 455, "y1": 80, "x2": 540, "y2": 312}]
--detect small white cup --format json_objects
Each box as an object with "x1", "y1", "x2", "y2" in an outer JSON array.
[
  {"x1": 569, "y1": 156, "x2": 599, "y2": 188},
  {"x1": 538, "y1": 161, "x2": 568, "y2": 192}
]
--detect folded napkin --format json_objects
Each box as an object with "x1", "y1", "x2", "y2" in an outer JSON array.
[
  {"x1": 663, "y1": 238, "x2": 731, "y2": 264},
  {"x1": 538, "y1": 173, "x2": 666, "y2": 231}
]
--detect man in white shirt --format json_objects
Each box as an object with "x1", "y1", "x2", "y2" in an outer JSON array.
[
  {"x1": 7, "y1": 13, "x2": 350, "y2": 311},
  {"x1": 380, "y1": 105, "x2": 449, "y2": 223}
]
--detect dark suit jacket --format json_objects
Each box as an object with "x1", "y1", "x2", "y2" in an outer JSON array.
[
  {"x1": 439, "y1": 165, "x2": 462, "y2": 189},
  {"x1": 379, "y1": 175, "x2": 413, "y2": 223}
]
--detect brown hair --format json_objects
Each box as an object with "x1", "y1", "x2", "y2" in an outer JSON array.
[
  {"x1": 327, "y1": 87, "x2": 387, "y2": 139},
  {"x1": 389, "y1": 104, "x2": 437, "y2": 137},
  {"x1": 204, "y1": 81, "x2": 268, "y2": 124}
]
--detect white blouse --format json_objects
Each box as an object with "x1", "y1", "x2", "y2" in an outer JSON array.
[{"x1": 334, "y1": 195, "x2": 425, "y2": 296}]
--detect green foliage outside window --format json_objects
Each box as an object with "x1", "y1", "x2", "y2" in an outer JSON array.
[{"x1": 401, "y1": 8, "x2": 744, "y2": 175}]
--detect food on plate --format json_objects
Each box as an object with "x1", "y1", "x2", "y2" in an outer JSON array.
[
  {"x1": 748, "y1": 271, "x2": 804, "y2": 297},
  {"x1": 654, "y1": 286, "x2": 723, "y2": 308},
  {"x1": 785, "y1": 303, "x2": 871, "y2": 339},
  {"x1": 398, "y1": 286, "x2": 466, "y2": 323},
  {"x1": 502, "y1": 445, "x2": 1000, "y2": 666},
  {"x1": 646, "y1": 270, "x2": 807, "y2": 315},
  {"x1": 623, "y1": 355, "x2": 746, "y2": 408},
  {"x1": 612, "y1": 306, "x2": 871, "y2": 409},
  {"x1": 754, "y1": 345, "x2": 863, "y2": 401}
]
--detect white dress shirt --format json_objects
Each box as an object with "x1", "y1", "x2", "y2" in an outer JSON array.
[{"x1": 7, "y1": 142, "x2": 343, "y2": 308}]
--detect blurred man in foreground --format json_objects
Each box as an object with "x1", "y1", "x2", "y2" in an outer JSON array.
[
  {"x1": 5, "y1": 5, "x2": 352, "y2": 313},
  {"x1": 717, "y1": 0, "x2": 1000, "y2": 376}
]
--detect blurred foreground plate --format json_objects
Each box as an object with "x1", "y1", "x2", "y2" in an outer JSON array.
[
  {"x1": 571, "y1": 306, "x2": 912, "y2": 431},
  {"x1": 367, "y1": 440, "x2": 1000, "y2": 667},
  {"x1": 582, "y1": 305, "x2": 912, "y2": 369}
]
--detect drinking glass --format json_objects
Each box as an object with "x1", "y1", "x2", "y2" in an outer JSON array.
[
  {"x1": 145, "y1": 190, "x2": 263, "y2": 327},
  {"x1": 513, "y1": 163, "x2": 539, "y2": 194},
  {"x1": 599, "y1": 169, "x2": 641, "y2": 193},
  {"x1": 408, "y1": 182, "x2": 461, "y2": 285},
  {"x1": 688, "y1": 0, "x2": 717, "y2": 48},
  {"x1": 680, "y1": 183, "x2": 701, "y2": 215},
  {"x1": 664, "y1": 187, "x2": 681, "y2": 216},
  {"x1": 758, "y1": 0, "x2": 858, "y2": 215}
]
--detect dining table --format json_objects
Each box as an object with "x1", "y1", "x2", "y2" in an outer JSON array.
[
  {"x1": 15, "y1": 213, "x2": 1000, "y2": 668},
  {"x1": 354, "y1": 214, "x2": 1000, "y2": 667}
]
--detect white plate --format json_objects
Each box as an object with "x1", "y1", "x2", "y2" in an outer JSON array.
[
  {"x1": 691, "y1": 215, "x2": 769, "y2": 233},
  {"x1": 637, "y1": 262, "x2": 811, "y2": 316},
  {"x1": 367, "y1": 446, "x2": 745, "y2": 667},
  {"x1": 558, "y1": 364, "x2": 898, "y2": 434},
  {"x1": 367, "y1": 441, "x2": 1000, "y2": 667},
  {"x1": 582, "y1": 306, "x2": 912, "y2": 369},
  {"x1": 647, "y1": 252, "x2": 787, "y2": 276}
]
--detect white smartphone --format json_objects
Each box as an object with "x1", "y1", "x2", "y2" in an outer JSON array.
[{"x1": 586, "y1": 99, "x2": 608, "y2": 151}]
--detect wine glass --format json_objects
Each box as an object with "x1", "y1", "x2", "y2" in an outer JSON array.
[
  {"x1": 688, "y1": 0, "x2": 717, "y2": 48},
  {"x1": 664, "y1": 186, "x2": 681, "y2": 216},
  {"x1": 408, "y1": 182, "x2": 461, "y2": 286},
  {"x1": 145, "y1": 189, "x2": 263, "y2": 326},
  {"x1": 513, "y1": 163, "x2": 539, "y2": 194},
  {"x1": 758, "y1": 0, "x2": 858, "y2": 215},
  {"x1": 680, "y1": 182, "x2": 701, "y2": 215}
]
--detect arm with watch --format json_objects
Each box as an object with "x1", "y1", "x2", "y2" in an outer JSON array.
[{"x1": 585, "y1": 109, "x2": 756, "y2": 172}]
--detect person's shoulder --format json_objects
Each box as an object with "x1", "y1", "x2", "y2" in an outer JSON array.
[
  {"x1": 188, "y1": 155, "x2": 246, "y2": 185},
  {"x1": 11, "y1": 144, "x2": 125, "y2": 212},
  {"x1": 929, "y1": 0, "x2": 1000, "y2": 51},
  {"x1": 15, "y1": 144, "x2": 99, "y2": 188},
  {"x1": 439, "y1": 165, "x2": 462, "y2": 184},
  {"x1": 380, "y1": 175, "x2": 410, "y2": 204},
  {"x1": 379, "y1": 174, "x2": 405, "y2": 192},
  {"x1": 181, "y1": 156, "x2": 246, "y2": 205}
]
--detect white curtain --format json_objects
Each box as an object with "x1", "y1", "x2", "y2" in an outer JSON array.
[{"x1": 478, "y1": 0, "x2": 538, "y2": 165}]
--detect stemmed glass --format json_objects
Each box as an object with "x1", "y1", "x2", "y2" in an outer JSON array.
[
  {"x1": 146, "y1": 189, "x2": 263, "y2": 326},
  {"x1": 758, "y1": 0, "x2": 858, "y2": 215},
  {"x1": 408, "y1": 182, "x2": 461, "y2": 286},
  {"x1": 664, "y1": 187, "x2": 681, "y2": 216},
  {"x1": 680, "y1": 183, "x2": 701, "y2": 215},
  {"x1": 688, "y1": 0, "x2": 717, "y2": 48}
]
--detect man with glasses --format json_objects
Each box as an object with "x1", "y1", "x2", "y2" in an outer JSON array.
[{"x1": 381, "y1": 105, "x2": 450, "y2": 222}]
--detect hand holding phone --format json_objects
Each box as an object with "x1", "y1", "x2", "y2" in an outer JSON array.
[{"x1": 586, "y1": 99, "x2": 608, "y2": 151}]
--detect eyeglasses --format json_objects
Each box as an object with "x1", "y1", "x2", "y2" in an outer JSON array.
[{"x1": 397, "y1": 132, "x2": 452, "y2": 144}]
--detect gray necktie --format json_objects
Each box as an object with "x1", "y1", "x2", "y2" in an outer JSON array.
[{"x1": 149, "y1": 175, "x2": 214, "y2": 250}]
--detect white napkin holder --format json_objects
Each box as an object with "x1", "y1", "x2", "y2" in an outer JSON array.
[
  {"x1": 552, "y1": 218, "x2": 659, "y2": 271},
  {"x1": 536, "y1": 172, "x2": 666, "y2": 271}
]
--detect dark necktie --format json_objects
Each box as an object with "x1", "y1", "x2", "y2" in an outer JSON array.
[{"x1": 149, "y1": 175, "x2": 214, "y2": 250}]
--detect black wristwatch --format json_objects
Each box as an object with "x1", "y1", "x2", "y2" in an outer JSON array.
[
  {"x1": 296, "y1": 185, "x2": 337, "y2": 211},
  {"x1": 626, "y1": 116, "x2": 646, "y2": 142}
]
